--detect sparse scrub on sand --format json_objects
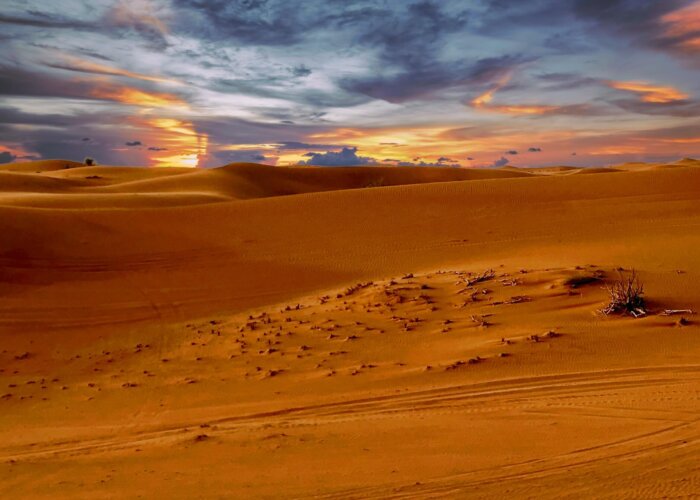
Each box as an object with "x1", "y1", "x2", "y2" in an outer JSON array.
[
  {"x1": 601, "y1": 270, "x2": 646, "y2": 317},
  {"x1": 465, "y1": 269, "x2": 496, "y2": 286},
  {"x1": 365, "y1": 177, "x2": 385, "y2": 188}
]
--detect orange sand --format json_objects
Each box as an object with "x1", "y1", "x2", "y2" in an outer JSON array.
[{"x1": 1, "y1": 158, "x2": 699, "y2": 498}]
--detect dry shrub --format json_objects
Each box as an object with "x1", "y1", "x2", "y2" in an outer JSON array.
[{"x1": 601, "y1": 270, "x2": 646, "y2": 317}]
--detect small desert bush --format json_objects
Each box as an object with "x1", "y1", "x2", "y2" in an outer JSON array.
[
  {"x1": 601, "y1": 270, "x2": 646, "y2": 317},
  {"x1": 84, "y1": 157, "x2": 96, "y2": 166},
  {"x1": 365, "y1": 177, "x2": 385, "y2": 188}
]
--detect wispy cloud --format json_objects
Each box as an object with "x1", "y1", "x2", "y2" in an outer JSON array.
[
  {"x1": 90, "y1": 85, "x2": 187, "y2": 108},
  {"x1": 608, "y1": 80, "x2": 689, "y2": 103}
]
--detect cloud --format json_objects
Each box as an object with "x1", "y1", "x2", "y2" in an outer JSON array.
[
  {"x1": 105, "y1": 0, "x2": 171, "y2": 50},
  {"x1": 469, "y1": 69, "x2": 605, "y2": 116},
  {"x1": 0, "y1": 3, "x2": 171, "y2": 49},
  {"x1": 276, "y1": 141, "x2": 346, "y2": 151},
  {"x1": 491, "y1": 156, "x2": 509, "y2": 167},
  {"x1": 0, "y1": 151, "x2": 17, "y2": 164},
  {"x1": 298, "y1": 147, "x2": 377, "y2": 166},
  {"x1": 45, "y1": 55, "x2": 179, "y2": 85},
  {"x1": 605, "y1": 80, "x2": 700, "y2": 117},
  {"x1": 148, "y1": 146, "x2": 167, "y2": 151},
  {"x1": 396, "y1": 160, "x2": 461, "y2": 167},
  {"x1": 125, "y1": 140, "x2": 143, "y2": 146},
  {"x1": 290, "y1": 65, "x2": 311, "y2": 77},
  {"x1": 0, "y1": 66, "x2": 187, "y2": 109},
  {"x1": 607, "y1": 80, "x2": 689, "y2": 103},
  {"x1": 506, "y1": 150, "x2": 518, "y2": 155},
  {"x1": 90, "y1": 85, "x2": 187, "y2": 108},
  {"x1": 528, "y1": 147, "x2": 542, "y2": 152},
  {"x1": 536, "y1": 72, "x2": 602, "y2": 91},
  {"x1": 212, "y1": 148, "x2": 276, "y2": 165},
  {"x1": 572, "y1": 0, "x2": 699, "y2": 63},
  {"x1": 343, "y1": 54, "x2": 530, "y2": 104},
  {"x1": 0, "y1": 12, "x2": 94, "y2": 31}
]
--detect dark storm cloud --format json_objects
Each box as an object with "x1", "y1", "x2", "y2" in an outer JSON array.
[
  {"x1": 173, "y1": 0, "x2": 483, "y2": 104},
  {"x1": 0, "y1": 105, "x2": 76, "y2": 126},
  {"x1": 0, "y1": 151, "x2": 17, "y2": 164},
  {"x1": 506, "y1": 150, "x2": 518, "y2": 155},
  {"x1": 572, "y1": 0, "x2": 687, "y2": 31},
  {"x1": 0, "y1": 7, "x2": 169, "y2": 50},
  {"x1": 171, "y1": 0, "x2": 322, "y2": 46},
  {"x1": 125, "y1": 141, "x2": 142, "y2": 146},
  {"x1": 0, "y1": 66, "x2": 99, "y2": 99},
  {"x1": 477, "y1": 0, "x2": 698, "y2": 64},
  {"x1": 528, "y1": 147, "x2": 542, "y2": 152},
  {"x1": 341, "y1": 54, "x2": 532, "y2": 103},
  {"x1": 336, "y1": 2, "x2": 524, "y2": 103},
  {"x1": 0, "y1": 11, "x2": 94, "y2": 31},
  {"x1": 0, "y1": 65, "x2": 190, "y2": 110},
  {"x1": 298, "y1": 147, "x2": 377, "y2": 166},
  {"x1": 572, "y1": 0, "x2": 698, "y2": 61}
]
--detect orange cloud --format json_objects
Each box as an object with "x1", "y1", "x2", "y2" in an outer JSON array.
[
  {"x1": 661, "y1": 137, "x2": 700, "y2": 144},
  {"x1": 661, "y1": 3, "x2": 700, "y2": 53},
  {"x1": 145, "y1": 118, "x2": 208, "y2": 168},
  {"x1": 470, "y1": 71, "x2": 513, "y2": 108},
  {"x1": 91, "y1": 86, "x2": 187, "y2": 108},
  {"x1": 54, "y1": 55, "x2": 179, "y2": 85},
  {"x1": 469, "y1": 72, "x2": 566, "y2": 115},
  {"x1": 608, "y1": 81, "x2": 689, "y2": 103},
  {"x1": 477, "y1": 104, "x2": 559, "y2": 115}
]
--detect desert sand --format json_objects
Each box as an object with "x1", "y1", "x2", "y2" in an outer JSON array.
[{"x1": 1, "y1": 158, "x2": 700, "y2": 498}]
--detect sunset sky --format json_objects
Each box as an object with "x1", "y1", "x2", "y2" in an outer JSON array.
[{"x1": 1, "y1": 0, "x2": 699, "y2": 168}]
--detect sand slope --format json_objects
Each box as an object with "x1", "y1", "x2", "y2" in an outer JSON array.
[
  {"x1": 0, "y1": 159, "x2": 699, "y2": 498},
  {"x1": 0, "y1": 161, "x2": 533, "y2": 208}
]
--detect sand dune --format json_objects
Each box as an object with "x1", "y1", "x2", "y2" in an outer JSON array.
[
  {"x1": 1, "y1": 159, "x2": 699, "y2": 498},
  {"x1": 1, "y1": 161, "x2": 534, "y2": 209}
]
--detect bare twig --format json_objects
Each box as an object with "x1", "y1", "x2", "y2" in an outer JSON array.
[
  {"x1": 600, "y1": 269, "x2": 646, "y2": 317},
  {"x1": 660, "y1": 309, "x2": 695, "y2": 316}
]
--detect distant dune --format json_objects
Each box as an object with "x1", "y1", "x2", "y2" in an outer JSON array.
[
  {"x1": 1, "y1": 158, "x2": 697, "y2": 209},
  {"x1": 0, "y1": 158, "x2": 699, "y2": 498}
]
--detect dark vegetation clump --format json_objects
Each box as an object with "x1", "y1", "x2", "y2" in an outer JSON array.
[
  {"x1": 601, "y1": 270, "x2": 646, "y2": 317},
  {"x1": 84, "y1": 157, "x2": 96, "y2": 166}
]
